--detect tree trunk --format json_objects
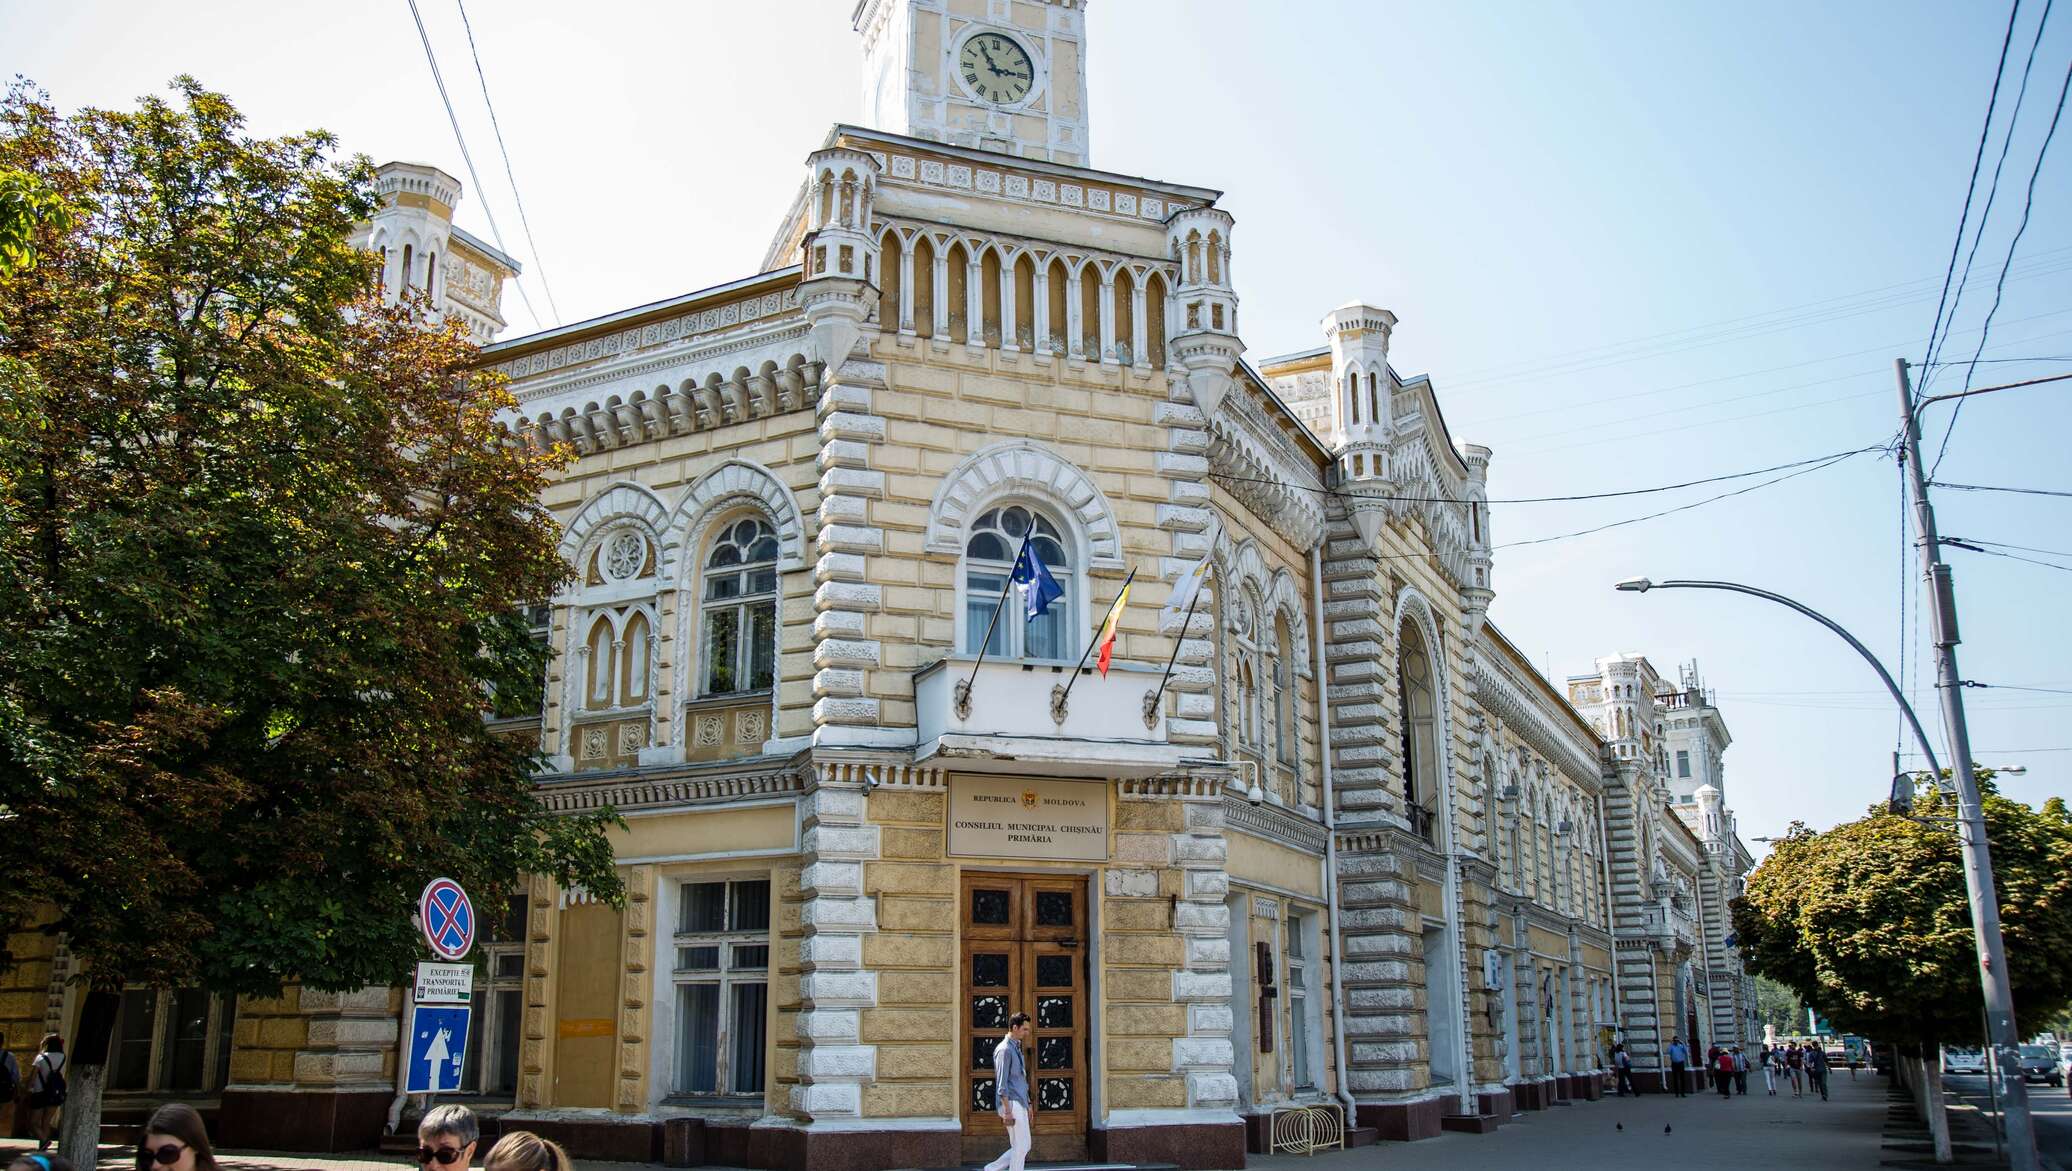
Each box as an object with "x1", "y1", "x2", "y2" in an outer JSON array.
[{"x1": 57, "y1": 989, "x2": 119, "y2": 1171}]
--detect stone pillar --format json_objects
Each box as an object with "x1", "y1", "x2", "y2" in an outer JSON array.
[
  {"x1": 809, "y1": 343, "x2": 889, "y2": 742},
  {"x1": 790, "y1": 766, "x2": 881, "y2": 1122},
  {"x1": 617, "y1": 865, "x2": 655, "y2": 1112}
]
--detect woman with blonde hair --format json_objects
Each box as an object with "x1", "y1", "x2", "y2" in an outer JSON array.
[{"x1": 484, "y1": 1130, "x2": 572, "y2": 1171}]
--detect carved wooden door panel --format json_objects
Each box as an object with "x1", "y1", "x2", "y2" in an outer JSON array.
[{"x1": 960, "y1": 874, "x2": 1088, "y2": 1161}]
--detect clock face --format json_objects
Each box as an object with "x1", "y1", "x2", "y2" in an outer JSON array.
[{"x1": 959, "y1": 31, "x2": 1036, "y2": 106}]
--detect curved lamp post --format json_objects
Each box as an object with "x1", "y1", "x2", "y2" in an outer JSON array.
[{"x1": 1614, "y1": 577, "x2": 1941, "y2": 779}]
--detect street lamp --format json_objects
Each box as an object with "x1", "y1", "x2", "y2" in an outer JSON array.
[
  {"x1": 1613, "y1": 578, "x2": 1941, "y2": 779},
  {"x1": 1619, "y1": 573, "x2": 2035, "y2": 1168}
]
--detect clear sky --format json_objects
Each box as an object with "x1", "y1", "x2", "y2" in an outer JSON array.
[{"x1": 8, "y1": 0, "x2": 2068, "y2": 847}]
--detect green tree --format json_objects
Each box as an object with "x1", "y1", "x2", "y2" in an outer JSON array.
[
  {"x1": 1755, "y1": 974, "x2": 1804, "y2": 1039},
  {"x1": 1731, "y1": 774, "x2": 2072, "y2": 1047},
  {"x1": 0, "y1": 165, "x2": 71, "y2": 274},
  {"x1": 0, "y1": 79, "x2": 620, "y2": 1165}
]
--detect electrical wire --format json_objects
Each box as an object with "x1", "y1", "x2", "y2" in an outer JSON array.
[
  {"x1": 1492, "y1": 448, "x2": 1871, "y2": 550},
  {"x1": 1945, "y1": 536, "x2": 2072, "y2": 558},
  {"x1": 1207, "y1": 444, "x2": 1878, "y2": 507},
  {"x1": 1918, "y1": 0, "x2": 2025, "y2": 385},
  {"x1": 1923, "y1": 0, "x2": 2054, "y2": 390},
  {"x1": 1931, "y1": 480, "x2": 2072, "y2": 497},
  {"x1": 1964, "y1": 681, "x2": 2072, "y2": 696},
  {"x1": 404, "y1": 0, "x2": 543, "y2": 332},
  {"x1": 1942, "y1": 540, "x2": 2072, "y2": 573},
  {"x1": 455, "y1": 0, "x2": 562, "y2": 327},
  {"x1": 1930, "y1": 33, "x2": 2072, "y2": 475}
]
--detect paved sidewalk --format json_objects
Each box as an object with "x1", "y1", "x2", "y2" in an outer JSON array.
[
  {"x1": 0, "y1": 1146, "x2": 746, "y2": 1171},
  {"x1": 3, "y1": 1073, "x2": 1893, "y2": 1170},
  {"x1": 1251, "y1": 1069, "x2": 1891, "y2": 1171}
]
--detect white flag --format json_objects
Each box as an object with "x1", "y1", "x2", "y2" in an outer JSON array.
[{"x1": 1161, "y1": 550, "x2": 1213, "y2": 623}]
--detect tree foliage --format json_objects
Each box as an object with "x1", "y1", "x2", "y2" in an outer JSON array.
[
  {"x1": 1731, "y1": 775, "x2": 2072, "y2": 1044},
  {"x1": 0, "y1": 76, "x2": 622, "y2": 1004}
]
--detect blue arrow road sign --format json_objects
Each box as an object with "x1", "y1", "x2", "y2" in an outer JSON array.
[{"x1": 406, "y1": 1003, "x2": 472, "y2": 1094}]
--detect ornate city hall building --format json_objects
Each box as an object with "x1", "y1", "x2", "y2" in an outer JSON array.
[{"x1": 0, "y1": 1, "x2": 1753, "y2": 1164}]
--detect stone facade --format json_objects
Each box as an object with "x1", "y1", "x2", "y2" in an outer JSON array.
[{"x1": 12, "y1": 3, "x2": 1751, "y2": 1165}]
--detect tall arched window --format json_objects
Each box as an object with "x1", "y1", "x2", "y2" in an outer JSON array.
[
  {"x1": 1396, "y1": 620, "x2": 1439, "y2": 841},
  {"x1": 1227, "y1": 591, "x2": 1264, "y2": 757},
  {"x1": 1273, "y1": 613, "x2": 1295, "y2": 766},
  {"x1": 963, "y1": 504, "x2": 1069, "y2": 660},
  {"x1": 570, "y1": 525, "x2": 659, "y2": 771},
  {"x1": 701, "y1": 516, "x2": 779, "y2": 695}
]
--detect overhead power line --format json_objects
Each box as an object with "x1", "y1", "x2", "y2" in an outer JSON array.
[
  {"x1": 1493, "y1": 448, "x2": 1871, "y2": 549},
  {"x1": 1931, "y1": 18, "x2": 2072, "y2": 475},
  {"x1": 1923, "y1": 0, "x2": 2054, "y2": 390},
  {"x1": 1945, "y1": 536, "x2": 2072, "y2": 558},
  {"x1": 455, "y1": 0, "x2": 562, "y2": 327},
  {"x1": 1931, "y1": 479, "x2": 2072, "y2": 498},
  {"x1": 1918, "y1": 0, "x2": 2026, "y2": 384},
  {"x1": 1964, "y1": 681, "x2": 2072, "y2": 696},
  {"x1": 404, "y1": 0, "x2": 544, "y2": 332},
  {"x1": 1942, "y1": 539, "x2": 2072, "y2": 573}
]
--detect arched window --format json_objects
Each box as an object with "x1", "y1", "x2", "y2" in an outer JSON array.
[
  {"x1": 401, "y1": 244, "x2": 414, "y2": 291},
  {"x1": 1273, "y1": 613, "x2": 1295, "y2": 766},
  {"x1": 962, "y1": 504, "x2": 1069, "y2": 660},
  {"x1": 1228, "y1": 590, "x2": 1263, "y2": 756},
  {"x1": 701, "y1": 516, "x2": 779, "y2": 695},
  {"x1": 426, "y1": 250, "x2": 438, "y2": 300},
  {"x1": 568, "y1": 524, "x2": 660, "y2": 771},
  {"x1": 1396, "y1": 619, "x2": 1439, "y2": 841}
]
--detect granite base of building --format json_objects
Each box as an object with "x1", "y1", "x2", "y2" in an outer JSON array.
[
  {"x1": 1476, "y1": 1088, "x2": 1514, "y2": 1118},
  {"x1": 218, "y1": 1088, "x2": 390, "y2": 1152},
  {"x1": 1090, "y1": 1121, "x2": 1246, "y2": 1170},
  {"x1": 1356, "y1": 1096, "x2": 1444, "y2": 1142}
]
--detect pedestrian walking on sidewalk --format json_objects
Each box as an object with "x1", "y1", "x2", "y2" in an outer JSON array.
[
  {"x1": 134, "y1": 1103, "x2": 220, "y2": 1171},
  {"x1": 1613, "y1": 1043, "x2": 1639, "y2": 1097},
  {"x1": 1805, "y1": 1045, "x2": 1829, "y2": 1101},
  {"x1": 484, "y1": 1131, "x2": 573, "y2": 1171},
  {"x1": 1714, "y1": 1047, "x2": 1734, "y2": 1097},
  {"x1": 1733, "y1": 1046, "x2": 1750, "y2": 1095},
  {"x1": 24, "y1": 1034, "x2": 64, "y2": 1153},
  {"x1": 1667, "y1": 1037, "x2": 1690, "y2": 1097},
  {"x1": 1785, "y1": 1042, "x2": 1804, "y2": 1097},
  {"x1": 1760, "y1": 1045, "x2": 1777, "y2": 1094},
  {"x1": 416, "y1": 1104, "x2": 481, "y2": 1170},
  {"x1": 985, "y1": 1011, "x2": 1034, "y2": 1171}
]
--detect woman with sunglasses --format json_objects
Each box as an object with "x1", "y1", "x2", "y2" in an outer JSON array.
[
  {"x1": 10, "y1": 1154, "x2": 80, "y2": 1171},
  {"x1": 416, "y1": 1104, "x2": 480, "y2": 1169},
  {"x1": 134, "y1": 1103, "x2": 218, "y2": 1171},
  {"x1": 484, "y1": 1130, "x2": 572, "y2": 1171}
]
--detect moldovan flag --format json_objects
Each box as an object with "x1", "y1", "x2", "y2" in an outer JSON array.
[{"x1": 1095, "y1": 583, "x2": 1132, "y2": 677}]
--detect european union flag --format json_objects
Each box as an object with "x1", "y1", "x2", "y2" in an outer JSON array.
[{"x1": 1011, "y1": 538, "x2": 1063, "y2": 622}]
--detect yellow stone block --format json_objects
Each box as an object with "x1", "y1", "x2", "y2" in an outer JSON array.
[
  {"x1": 271, "y1": 1052, "x2": 298, "y2": 1081},
  {"x1": 1106, "y1": 1074, "x2": 1187, "y2": 1110},
  {"x1": 862, "y1": 933, "x2": 954, "y2": 970},
  {"x1": 1106, "y1": 1003, "x2": 1186, "y2": 1036},
  {"x1": 864, "y1": 861, "x2": 954, "y2": 896},
  {"x1": 879, "y1": 895, "x2": 956, "y2": 932},
  {"x1": 871, "y1": 791, "x2": 945, "y2": 826},
  {"x1": 877, "y1": 969, "x2": 952, "y2": 1008},
  {"x1": 862, "y1": 1081, "x2": 954, "y2": 1119},
  {"x1": 878, "y1": 827, "x2": 946, "y2": 862},
  {"x1": 875, "y1": 1042, "x2": 954, "y2": 1080},
  {"x1": 1115, "y1": 802, "x2": 1183, "y2": 832},
  {"x1": 228, "y1": 1050, "x2": 275, "y2": 1084},
  {"x1": 1103, "y1": 934, "x2": 1182, "y2": 967},
  {"x1": 860, "y1": 1007, "x2": 951, "y2": 1042},
  {"x1": 259, "y1": 1017, "x2": 308, "y2": 1049},
  {"x1": 1102, "y1": 899, "x2": 1168, "y2": 933},
  {"x1": 1105, "y1": 1037, "x2": 1172, "y2": 1072},
  {"x1": 1103, "y1": 968, "x2": 1175, "y2": 1003}
]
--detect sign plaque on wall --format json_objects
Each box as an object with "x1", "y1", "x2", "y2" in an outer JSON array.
[{"x1": 948, "y1": 775, "x2": 1109, "y2": 861}]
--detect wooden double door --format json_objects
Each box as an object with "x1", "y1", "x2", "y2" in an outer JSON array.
[{"x1": 960, "y1": 873, "x2": 1089, "y2": 1162}]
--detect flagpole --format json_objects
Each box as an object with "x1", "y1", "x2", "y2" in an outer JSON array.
[
  {"x1": 1147, "y1": 585, "x2": 1202, "y2": 715},
  {"x1": 1055, "y1": 566, "x2": 1136, "y2": 716},
  {"x1": 957, "y1": 530, "x2": 1032, "y2": 717}
]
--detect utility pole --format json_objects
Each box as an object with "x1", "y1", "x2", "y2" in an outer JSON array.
[{"x1": 1894, "y1": 358, "x2": 2036, "y2": 1171}]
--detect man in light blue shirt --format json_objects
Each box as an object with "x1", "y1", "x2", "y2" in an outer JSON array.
[
  {"x1": 1667, "y1": 1037, "x2": 1691, "y2": 1097},
  {"x1": 985, "y1": 1012, "x2": 1033, "y2": 1171}
]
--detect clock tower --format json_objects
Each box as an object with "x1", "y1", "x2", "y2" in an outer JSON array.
[{"x1": 854, "y1": 0, "x2": 1090, "y2": 166}]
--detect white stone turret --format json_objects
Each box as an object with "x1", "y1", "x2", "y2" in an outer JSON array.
[
  {"x1": 1321, "y1": 302, "x2": 1396, "y2": 546},
  {"x1": 354, "y1": 161, "x2": 519, "y2": 341},
  {"x1": 798, "y1": 146, "x2": 883, "y2": 369},
  {"x1": 1461, "y1": 442, "x2": 1494, "y2": 630},
  {"x1": 1166, "y1": 205, "x2": 1241, "y2": 415}
]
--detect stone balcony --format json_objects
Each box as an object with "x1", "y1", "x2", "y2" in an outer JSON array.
[{"x1": 913, "y1": 655, "x2": 1186, "y2": 777}]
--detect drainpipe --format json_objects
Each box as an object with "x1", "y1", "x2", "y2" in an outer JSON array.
[{"x1": 1311, "y1": 544, "x2": 1357, "y2": 1122}]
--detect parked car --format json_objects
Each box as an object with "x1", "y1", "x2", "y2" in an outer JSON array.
[
  {"x1": 1943, "y1": 1046, "x2": 1987, "y2": 1075},
  {"x1": 2017, "y1": 1045, "x2": 2063, "y2": 1086}
]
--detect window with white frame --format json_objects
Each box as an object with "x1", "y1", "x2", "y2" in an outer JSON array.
[
  {"x1": 674, "y1": 878, "x2": 771, "y2": 1096},
  {"x1": 1228, "y1": 591, "x2": 1263, "y2": 756},
  {"x1": 1285, "y1": 913, "x2": 1317, "y2": 1090},
  {"x1": 108, "y1": 988, "x2": 233, "y2": 1094},
  {"x1": 701, "y1": 516, "x2": 779, "y2": 696},
  {"x1": 459, "y1": 894, "x2": 529, "y2": 1096},
  {"x1": 962, "y1": 504, "x2": 1070, "y2": 660}
]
